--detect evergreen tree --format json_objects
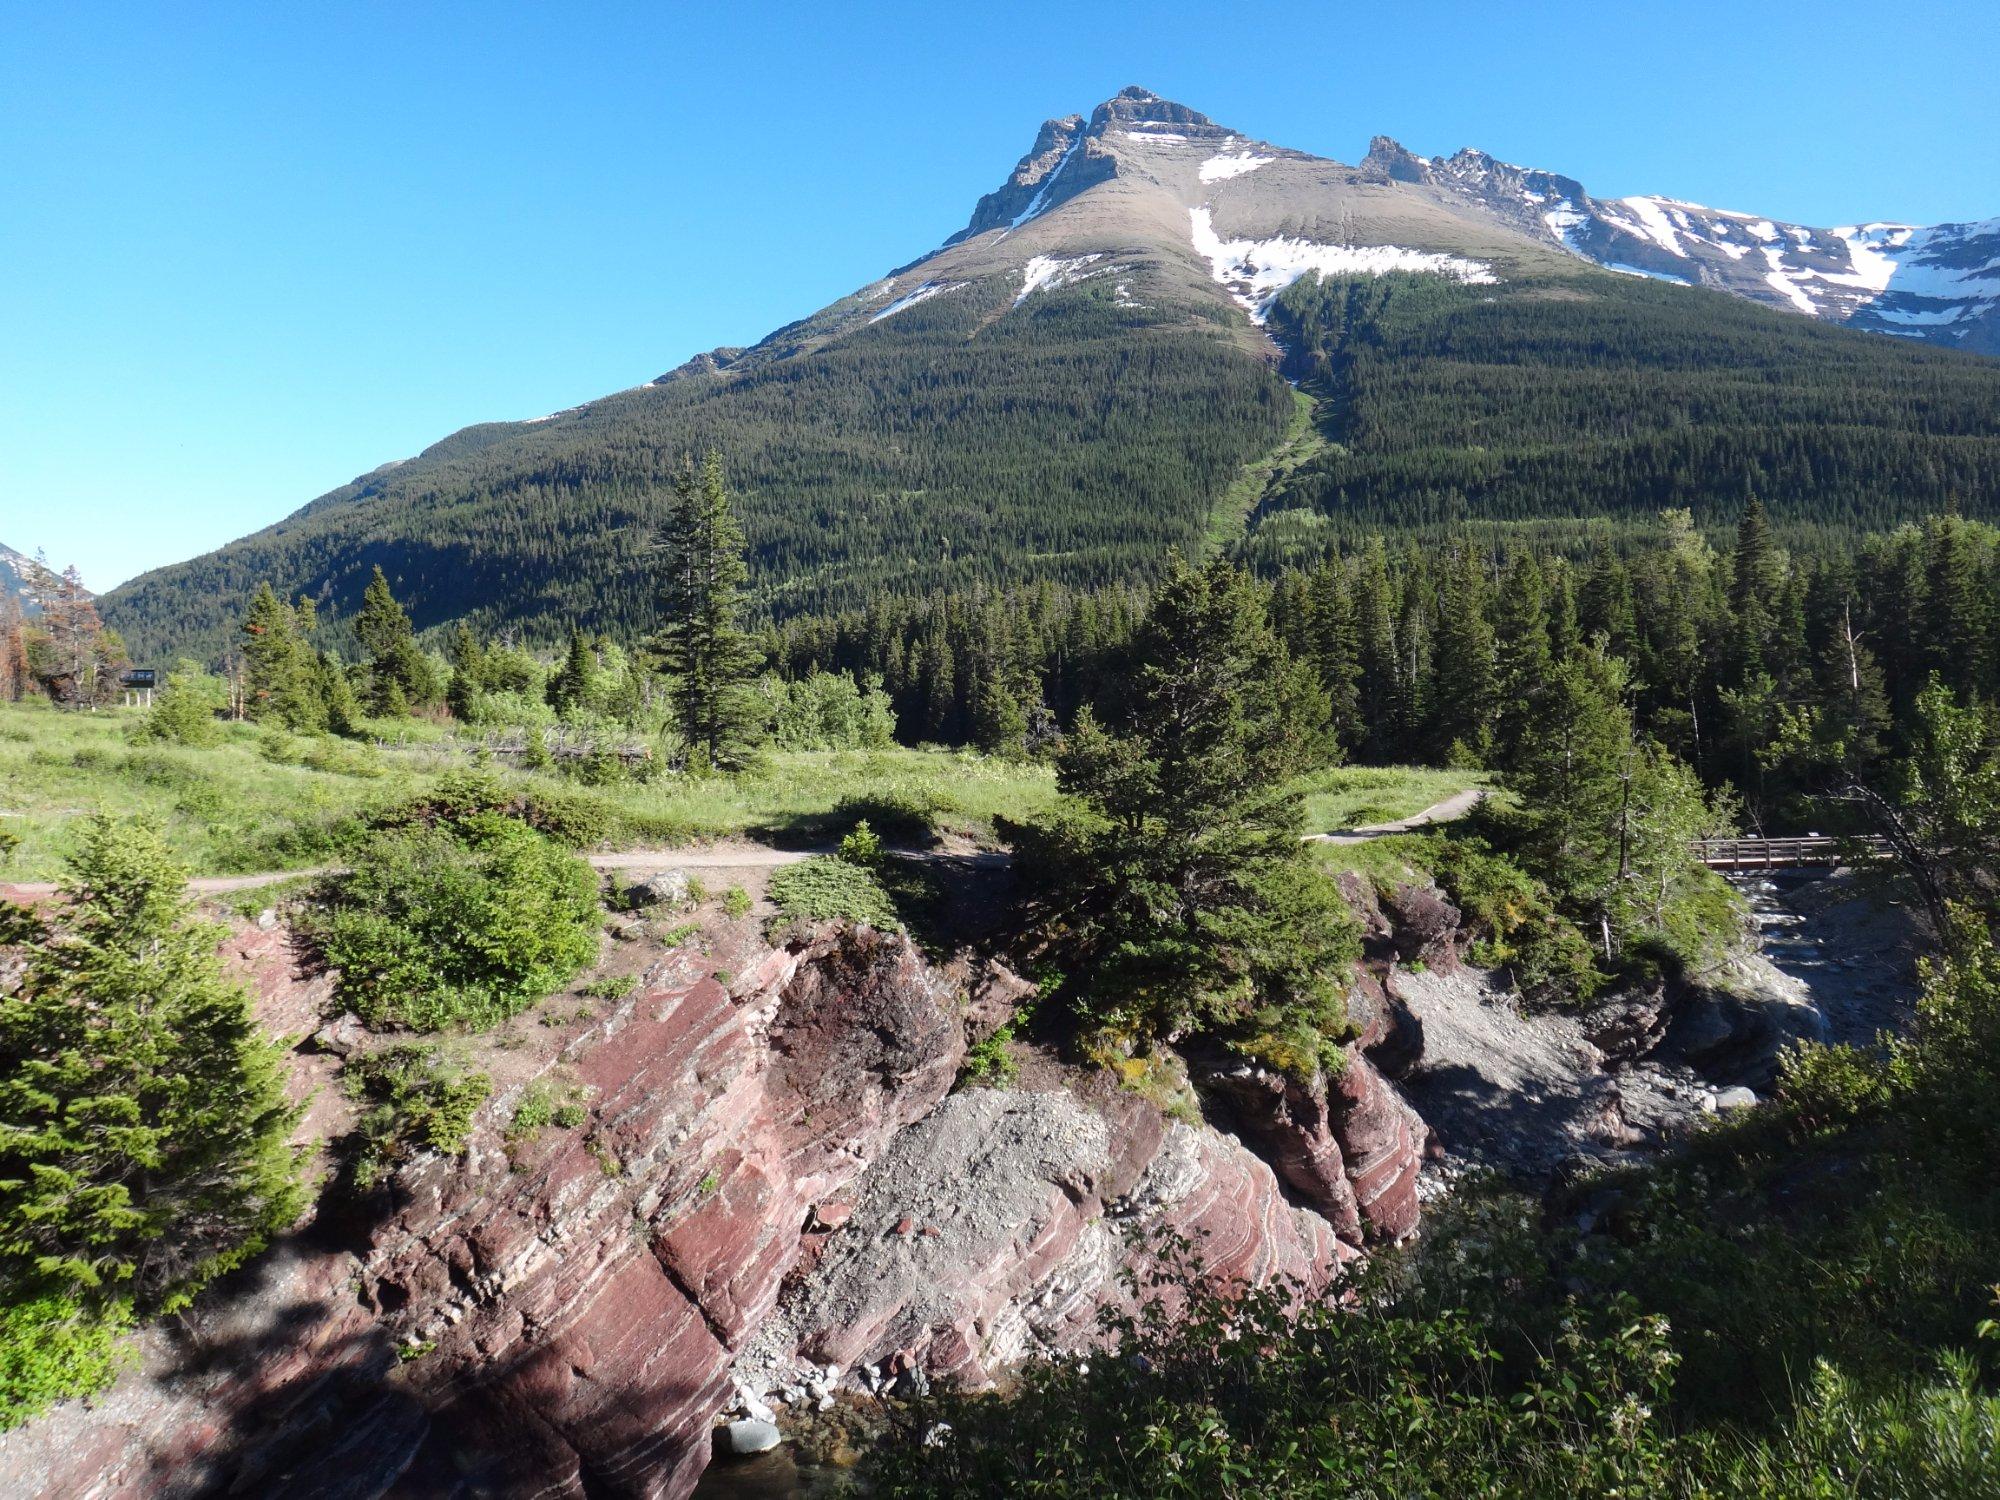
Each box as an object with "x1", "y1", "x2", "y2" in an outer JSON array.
[
  {"x1": 657, "y1": 452, "x2": 760, "y2": 770},
  {"x1": 1354, "y1": 538, "x2": 1402, "y2": 760},
  {"x1": 1508, "y1": 647, "x2": 1634, "y2": 947},
  {"x1": 1578, "y1": 538, "x2": 1637, "y2": 660},
  {"x1": 1729, "y1": 496, "x2": 1781, "y2": 685},
  {"x1": 1023, "y1": 558, "x2": 1351, "y2": 1073},
  {"x1": 1491, "y1": 552, "x2": 1552, "y2": 766},
  {"x1": 546, "y1": 627, "x2": 597, "y2": 718},
  {"x1": 1921, "y1": 512, "x2": 1984, "y2": 697},
  {"x1": 317, "y1": 654, "x2": 363, "y2": 737},
  {"x1": 0, "y1": 819, "x2": 303, "y2": 1314},
  {"x1": 1430, "y1": 545, "x2": 1497, "y2": 761},
  {"x1": 1304, "y1": 559, "x2": 1361, "y2": 752},
  {"x1": 355, "y1": 566, "x2": 433, "y2": 715},
  {"x1": 239, "y1": 583, "x2": 322, "y2": 730},
  {"x1": 446, "y1": 622, "x2": 488, "y2": 722}
]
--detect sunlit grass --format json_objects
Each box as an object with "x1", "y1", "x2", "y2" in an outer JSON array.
[{"x1": 1290, "y1": 764, "x2": 1491, "y2": 836}]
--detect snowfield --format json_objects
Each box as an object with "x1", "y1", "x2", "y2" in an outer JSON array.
[
  {"x1": 869, "y1": 281, "x2": 964, "y2": 322},
  {"x1": 1199, "y1": 151, "x2": 1274, "y2": 183},
  {"x1": 1016, "y1": 253, "x2": 1107, "y2": 305},
  {"x1": 1188, "y1": 207, "x2": 1497, "y2": 321}
]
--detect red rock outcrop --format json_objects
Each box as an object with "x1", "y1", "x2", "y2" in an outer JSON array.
[
  {"x1": 734, "y1": 1084, "x2": 1352, "y2": 1397},
  {"x1": 0, "y1": 923, "x2": 964, "y2": 1500},
  {"x1": 1194, "y1": 1049, "x2": 1426, "y2": 1247}
]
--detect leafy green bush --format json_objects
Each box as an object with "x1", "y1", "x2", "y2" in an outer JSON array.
[
  {"x1": 875, "y1": 1244, "x2": 1688, "y2": 1497},
  {"x1": 767, "y1": 856, "x2": 901, "y2": 931},
  {"x1": 1420, "y1": 833, "x2": 1601, "y2": 1007},
  {"x1": 0, "y1": 1295, "x2": 133, "y2": 1432},
  {"x1": 830, "y1": 791, "x2": 937, "y2": 846},
  {"x1": 342, "y1": 1045, "x2": 491, "y2": 1190},
  {"x1": 381, "y1": 768, "x2": 613, "y2": 850},
  {"x1": 577, "y1": 973, "x2": 636, "y2": 1000},
  {"x1": 1776, "y1": 1039, "x2": 1894, "y2": 1137},
  {"x1": 313, "y1": 810, "x2": 599, "y2": 1030},
  {"x1": 508, "y1": 1079, "x2": 590, "y2": 1144},
  {"x1": 722, "y1": 886, "x2": 752, "y2": 919},
  {"x1": 960, "y1": 1024, "x2": 1020, "y2": 1087},
  {"x1": 838, "y1": 818, "x2": 884, "y2": 867},
  {"x1": 762, "y1": 670, "x2": 897, "y2": 750},
  {"x1": 134, "y1": 660, "x2": 224, "y2": 747}
]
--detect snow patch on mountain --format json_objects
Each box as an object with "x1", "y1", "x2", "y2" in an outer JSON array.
[
  {"x1": 1188, "y1": 208, "x2": 1496, "y2": 322},
  {"x1": 870, "y1": 281, "x2": 964, "y2": 322},
  {"x1": 1016, "y1": 254, "x2": 1106, "y2": 306},
  {"x1": 1199, "y1": 151, "x2": 1274, "y2": 183},
  {"x1": 1009, "y1": 132, "x2": 1086, "y2": 231}
]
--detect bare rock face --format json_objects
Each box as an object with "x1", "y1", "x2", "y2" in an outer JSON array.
[
  {"x1": 1191, "y1": 1049, "x2": 1425, "y2": 1248},
  {"x1": 734, "y1": 1087, "x2": 1351, "y2": 1397},
  {"x1": 1327, "y1": 1053, "x2": 1427, "y2": 1242},
  {"x1": 1379, "y1": 884, "x2": 1463, "y2": 973},
  {"x1": 0, "y1": 924, "x2": 964, "y2": 1500}
]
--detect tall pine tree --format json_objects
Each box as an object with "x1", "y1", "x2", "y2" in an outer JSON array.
[{"x1": 657, "y1": 451, "x2": 760, "y2": 770}]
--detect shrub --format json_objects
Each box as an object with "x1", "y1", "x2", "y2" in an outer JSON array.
[
  {"x1": 313, "y1": 810, "x2": 599, "y2": 1030},
  {"x1": 135, "y1": 659, "x2": 224, "y2": 746},
  {"x1": 1777, "y1": 1040, "x2": 1894, "y2": 1136},
  {"x1": 1421, "y1": 833, "x2": 1601, "y2": 1007},
  {"x1": 960, "y1": 1025, "x2": 1020, "y2": 1087},
  {"x1": 0, "y1": 1295, "x2": 133, "y2": 1432},
  {"x1": 722, "y1": 885, "x2": 753, "y2": 919},
  {"x1": 577, "y1": 973, "x2": 636, "y2": 1000},
  {"x1": 508, "y1": 1079, "x2": 590, "y2": 1144},
  {"x1": 342, "y1": 1046, "x2": 491, "y2": 1190},
  {"x1": 767, "y1": 856, "x2": 901, "y2": 931},
  {"x1": 380, "y1": 768, "x2": 612, "y2": 850},
  {"x1": 830, "y1": 791, "x2": 937, "y2": 847},
  {"x1": 838, "y1": 819, "x2": 884, "y2": 867}
]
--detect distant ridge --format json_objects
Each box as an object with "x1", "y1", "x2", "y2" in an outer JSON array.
[{"x1": 98, "y1": 87, "x2": 2000, "y2": 660}]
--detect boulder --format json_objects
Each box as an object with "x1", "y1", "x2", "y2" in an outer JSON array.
[
  {"x1": 718, "y1": 1420, "x2": 782, "y2": 1456},
  {"x1": 735, "y1": 1086, "x2": 1350, "y2": 1393},
  {"x1": 624, "y1": 867, "x2": 692, "y2": 911}
]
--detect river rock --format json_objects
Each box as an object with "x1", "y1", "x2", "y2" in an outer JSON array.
[{"x1": 719, "y1": 1420, "x2": 782, "y2": 1456}]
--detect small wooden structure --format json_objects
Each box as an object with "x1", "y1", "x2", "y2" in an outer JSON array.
[
  {"x1": 119, "y1": 667, "x2": 158, "y2": 708},
  {"x1": 1693, "y1": 835, "x2": 1890, "y2": 871}
]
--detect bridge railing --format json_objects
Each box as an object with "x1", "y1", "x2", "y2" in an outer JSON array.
[{"x1": 1693, "y1": 835, "x2": 1891, "y2": 870}]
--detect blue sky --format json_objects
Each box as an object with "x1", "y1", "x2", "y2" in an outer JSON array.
[{"x1": 4, "y1": 0, "x2": 1995, "y2": 590}]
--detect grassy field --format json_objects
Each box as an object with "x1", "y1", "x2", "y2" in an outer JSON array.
[
  {"x1": 0, "y1": 702, "x2": 1060, "y2": 879},
  {"x1": 0, "y1": 701, "x2": 1484, "y2": 880},
  {"x1": 1290, "y1": 765, "x2": 1492, "y2": 836}
]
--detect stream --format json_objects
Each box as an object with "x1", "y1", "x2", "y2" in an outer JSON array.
[{"x1": 1731, "y1": 870, "x2": 1917, "y2": 1049}]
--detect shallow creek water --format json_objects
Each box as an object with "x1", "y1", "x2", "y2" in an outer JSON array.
[{"x1": 1731, "y1": 870, "x2": 1916, "y2": 1048}]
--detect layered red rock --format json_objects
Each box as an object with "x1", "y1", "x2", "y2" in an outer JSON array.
[
  {"x1": 0, "y1": 923, "x2": 964, "y2": 1500},
  {"x1": 736, "y1": 1085, "x2": 1351, "y2": 1395}
]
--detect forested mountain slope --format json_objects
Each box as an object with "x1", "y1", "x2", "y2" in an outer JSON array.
[{"x1": 102, "y1": 88, "x2": 2000, "y2": 659}]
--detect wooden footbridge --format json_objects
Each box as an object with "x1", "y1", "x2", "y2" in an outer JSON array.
[{"x1": 1694, "y1": 836, "x2": 1890, "y2": 872}]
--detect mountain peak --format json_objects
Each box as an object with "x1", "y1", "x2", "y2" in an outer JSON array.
[
  {"x1": 949, "y1": 88, "x2": 1237, "y2": 244},
  {"x1": 1087, "y1": 86, "x2": 1214, "y2": 133}
]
